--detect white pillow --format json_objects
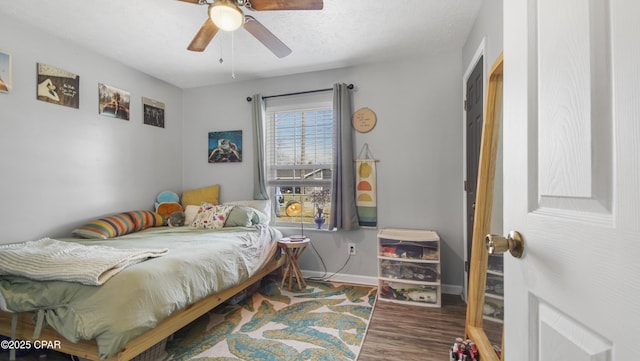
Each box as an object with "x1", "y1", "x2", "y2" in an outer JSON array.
[
  {"x1": 223, "y1": 199, "x2": 271, "y2": 224},
  {"x1": 184, "y1": 204, "x2": 200, "y2": 226}
]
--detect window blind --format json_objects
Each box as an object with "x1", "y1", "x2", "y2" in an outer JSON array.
[{"x1": 265, "y1": 94, "x2": 333, "y2": 188}]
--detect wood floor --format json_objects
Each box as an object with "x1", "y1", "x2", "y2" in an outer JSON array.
[
  {"x1": 359, "y1": 293, "x2": 467, "y2": 361},
  {"x1": 16, "y1": 293, "x2": 498, "y2": 361}
]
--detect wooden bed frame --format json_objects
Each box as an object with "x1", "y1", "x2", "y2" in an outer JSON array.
[{"x1": 0, "y1": 246, "x2": 284, "y2": 361}]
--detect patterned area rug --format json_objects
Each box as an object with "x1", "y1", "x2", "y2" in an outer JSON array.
[{"x1": 165, "y1": 277, "x2": 377, "y2": 361}]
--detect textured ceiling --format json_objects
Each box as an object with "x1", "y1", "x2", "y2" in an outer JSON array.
[{"x1": 0, "y1": 0, "x2": 482, "y2": 89}]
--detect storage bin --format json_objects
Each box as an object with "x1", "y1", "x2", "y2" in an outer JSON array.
[
  {"x1": 483, "y1": 296, "x2": 504, "y2": 321},
  {"x1": 377, "y1": 228, "x2": 441, "y2": 307},
  {"x1": 379, "y1": 280, "x2": 439, "y2": 304},
  {"x1": 379, "y1": 259, "x2": 439, "y2": 282}
]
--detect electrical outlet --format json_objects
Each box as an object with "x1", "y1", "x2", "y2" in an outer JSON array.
[{"x1": 348, "y1": 243, "x2": 356, "y2": 256}]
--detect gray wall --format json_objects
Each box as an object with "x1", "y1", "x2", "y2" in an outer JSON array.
[
  {"x1": 0, "y1": 13, "x2": 184, "y2": 243},
  {"x1": 461, "y1": 0, "x2": 504, "y2": 298},
  {"x1": 1, "y1": 10, "x2": 474, "y2": 293},
  {"x1": 462, "y1": 1, "x2": 504, "y2": 236},
  {"x1": 463, "y1": 0, "x2": 504, "y2": 72},
  {"x1": 183, "y1": 49, "x2": 465, "y2": 291}
]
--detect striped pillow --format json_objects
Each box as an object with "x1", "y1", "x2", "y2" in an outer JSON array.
[
  {"x1": 124, "y1": 210, "x2": 165, "y2": 231},
  {"x1": 72, "y1": 211, "x2": 164, "y2": 239},
  {"x1": 72, "y1": 213, "x2": 137, "y2": 239}
]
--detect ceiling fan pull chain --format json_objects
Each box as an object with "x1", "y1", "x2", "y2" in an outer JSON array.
[
  {"x1": 231, "y1": 31, "x2": 236, "y2": 79},
  {"x1": 219, "y1": 35, "x2": 224, "y2": 64}
]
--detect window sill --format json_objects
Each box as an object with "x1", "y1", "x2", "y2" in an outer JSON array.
[{"x1": 274, "y1": 225, "x2": 336, "y2": 233}]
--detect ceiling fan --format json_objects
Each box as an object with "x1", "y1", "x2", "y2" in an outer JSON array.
[{"x1": 180, "y1": 0, "x2": 323, "y2": 58}]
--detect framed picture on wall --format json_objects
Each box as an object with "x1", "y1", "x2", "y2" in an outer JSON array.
[
  {"x1": 208, "y1": 130, "x2": 242, "y2": 163},
  {"x1": 0, "y1": 51, "x2": 11, "y2": 93},
  {"x1": 142, "y1": 96, "x2": 165, "y2": 128},
  {"x1": 98, "y1": 83, "x2": 130, "y2": 120},
  {"x1": 36, "y1": 63, "x2": 80, "y2": 108}
]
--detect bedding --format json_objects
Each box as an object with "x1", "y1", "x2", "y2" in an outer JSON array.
[
  {"x1": 181, "y1": 184, "x2": 220, "y2": 207},
  {"x1": 190, "y1": 203, "x2": 234, "y2": 229},
  {"x1": 0, "y1": 238, "x2": 168, "y2": 285},
  {"x1": 71, "y1": 210, "x2": 165, "y2": 239},
  {"x1": 0, "y1": 224, "x2": 282, "y2": 360},
  {"x1": 184, "y1": 204, "x2": 200, "y2": 225},
  {"x1": 155, "y1": 202, "x2": 183, "y2": 217},
  {"x1": 224, "y1": 199, "x2": 271, "y2": 223},
  {"x1": 225, "y1": 205, "x2": 260, "y2": 227}
]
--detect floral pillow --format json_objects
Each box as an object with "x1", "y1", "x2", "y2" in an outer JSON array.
[{"x1": 191, "y1": 203, "x2": 233, "y2": 229}]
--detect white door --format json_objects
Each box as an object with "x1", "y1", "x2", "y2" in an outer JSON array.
[{"x1": 503, "y1": 0, "x2": 640, "y2": 360}]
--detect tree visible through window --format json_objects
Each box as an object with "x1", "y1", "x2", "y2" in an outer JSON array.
[{"x1": 266, "y1": 99, "x2": 334, "y2": 228}]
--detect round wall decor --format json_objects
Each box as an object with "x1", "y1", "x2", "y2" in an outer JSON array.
[{"x1": 352, "y1": 107, "x2": 377, "y2": 133}]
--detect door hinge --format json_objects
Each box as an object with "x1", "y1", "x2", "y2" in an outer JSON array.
[
  {"x1": 464, "y1": 180, "x2": 468, "y2": 192},
  {"x1": 465, "y1": 261, "x2": 470, "y2": 273},
  {"x1": 464, "y1": 100, "x2": 468, "y2": 111}
]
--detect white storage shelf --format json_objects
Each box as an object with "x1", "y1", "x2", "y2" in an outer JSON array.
[
  {"x1": 483, "y1": 254, "x2": 504, "y2": 323},
  {"x1": 377, "y1": 228, "x2": 441, "y2": 308}
]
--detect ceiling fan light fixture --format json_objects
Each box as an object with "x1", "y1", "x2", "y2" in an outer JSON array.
[{"x1": 209, "y1": 0, "x2": 244, "y2": 32}]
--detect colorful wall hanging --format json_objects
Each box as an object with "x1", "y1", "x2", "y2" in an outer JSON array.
[
  {"x1": 356, "y1": 144, "x2": 377, "y2": 227},
  {"x1": 208, "y1": 130, "x2": 242, "y2": 163}
]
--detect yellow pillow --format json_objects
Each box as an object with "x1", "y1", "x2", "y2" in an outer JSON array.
[{"x1": 181, "y1": 184, "x2": 220, "y2": 207}]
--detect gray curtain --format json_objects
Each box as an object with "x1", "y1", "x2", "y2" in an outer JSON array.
[
  {"x1": 251, "y1": 94, "x2": 269, "y2": 200},
  {"x1": 330, "y1": 83, "x2": 359, "y2": 230}
]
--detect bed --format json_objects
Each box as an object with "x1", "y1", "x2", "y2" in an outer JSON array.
[{"x1": 0, "y1": 221, "x2": 284, "y2": 361}]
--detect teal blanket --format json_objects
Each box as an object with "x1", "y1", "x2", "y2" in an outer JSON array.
[{"x1": 0, "y1": 225, "x2": 282, "y2": 359}]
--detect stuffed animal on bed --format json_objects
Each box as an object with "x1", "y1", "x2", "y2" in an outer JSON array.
[
  {"x1": 155, "y1": 191, "x2": 183, "y2": 218},
  {"x1": 166, "y1": 211, "x2": 185, "y2": 227}
]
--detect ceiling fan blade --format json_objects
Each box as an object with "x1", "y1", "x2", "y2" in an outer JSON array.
[
  {"x1": 178, "y1": 0, "x2": 205, "y2": 4},
  {"x1": 246, "y1": 0, "x2": 323, "y2": 11},
  {"x1": 243, "y1": 16, "x2": 292, "y2": 58},
  {"x1": 188, "y1": 19, "x2": 219, "y2": 52}
]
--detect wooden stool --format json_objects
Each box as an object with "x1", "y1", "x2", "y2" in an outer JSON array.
[{"x1": 278, "y1": 237, "x2": 310, "y2": 291}]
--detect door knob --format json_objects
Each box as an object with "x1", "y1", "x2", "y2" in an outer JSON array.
[{"x1": 485, "y1": 231, "x2": 524, "y2": 258}]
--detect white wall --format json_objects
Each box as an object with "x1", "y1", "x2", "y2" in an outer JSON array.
[
  {"x1": 183, "y1": 49, "x2": 465, "y2": 291},
  {"x1": 0, "y1": 11, "x2": 470, "y2": 292},
  {"x1": 462, "y1": 0, "x2": 504, "y2": 236},
  {"x1": 0, "y1": 13, "x2": 184, "y2": 243},
  {"x1": 463, "y1": 0, "x2": 504, "y2": 72},
  {"x1": 461, "y1": 0, "x2": 504, "y2": 298}
]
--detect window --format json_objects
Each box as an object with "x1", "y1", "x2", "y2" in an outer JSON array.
[{"x1": 265, "y1": 93, "x2": 334, "y2": 227}]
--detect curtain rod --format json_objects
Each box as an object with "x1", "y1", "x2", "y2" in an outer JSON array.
[{"x1": 246, "y1": 84, "x2": 354, "y2": 102}]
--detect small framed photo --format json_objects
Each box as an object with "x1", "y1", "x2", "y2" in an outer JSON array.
[
  {"x1": 98, "y1": 83, "x2": 130, "y2": 120},
  {"x1": 208, "y1": 130, "x2": 242, "y2": 163},
  {"x1": 0, "y1": 51, "x2": 12, "y2": 93},
  {"x1": 142, "y1": 96, "x2": 165, "y2": 128},
  {"x1": 36, "y1": 63, "x2": 80, "y2": 108}
]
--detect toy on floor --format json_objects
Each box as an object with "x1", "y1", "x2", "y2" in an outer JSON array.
[{"x1": 450, "y1": 338, "x2": 479, "y2": 361}]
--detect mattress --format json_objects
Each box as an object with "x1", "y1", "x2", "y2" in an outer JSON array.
[{"x1": 0, "y1": 224, "x2": 282, "y2": 359}]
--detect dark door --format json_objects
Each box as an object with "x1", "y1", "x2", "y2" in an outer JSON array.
[{"x1": 466, "y1": 56, "x2": 483, "y2": 276}]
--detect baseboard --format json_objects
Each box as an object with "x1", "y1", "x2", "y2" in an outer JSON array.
[
  {"x1": 301, "y1": 270, "x2": 378, "y2": 286},
  {"x1": 442, "y1": 284, "x2": 464, "y2": 296},
  {"x1": 301, "y1": 270, "x2": 464, "y2": 296}
]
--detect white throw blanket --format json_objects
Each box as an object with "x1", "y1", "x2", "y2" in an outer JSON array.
[{"x1": 0, "y1": 238, "x2": 168, "y2": 285}]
